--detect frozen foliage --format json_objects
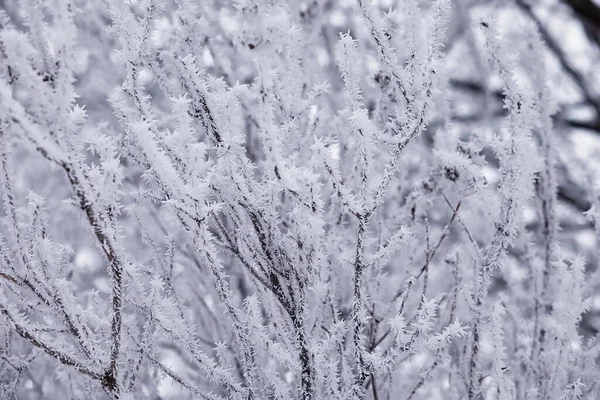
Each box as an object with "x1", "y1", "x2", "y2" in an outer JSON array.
[{"x1": 0, "y1": 1, "x2": 599, "y2": 399}]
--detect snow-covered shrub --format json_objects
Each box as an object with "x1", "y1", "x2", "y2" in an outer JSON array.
[{"x1": 0, "y1": 1, "x2": 597, "y2": 399}]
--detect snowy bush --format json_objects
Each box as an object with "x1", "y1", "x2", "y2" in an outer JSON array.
[{"x1": 0, "y1": 0, "x2": 599, "y2": 399}]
